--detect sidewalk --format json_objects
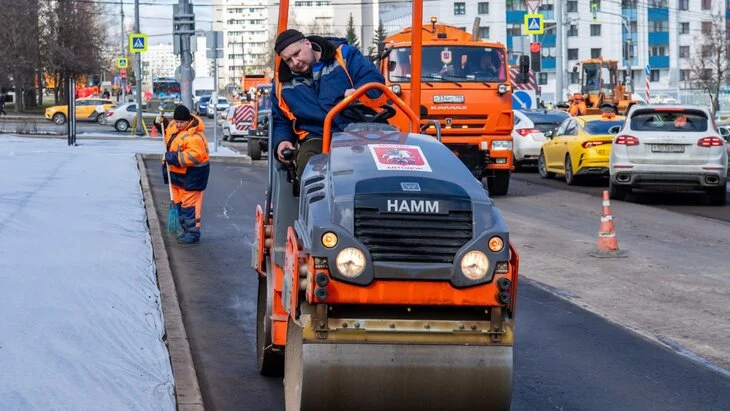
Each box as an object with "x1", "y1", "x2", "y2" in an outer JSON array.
[{"x1": 0, "y1": 136, "x2": 243, "y2": 409}]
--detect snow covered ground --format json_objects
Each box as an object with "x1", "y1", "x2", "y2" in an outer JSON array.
[{"x1": 0, "y1": 136, "x2": 239, "y2": 410}]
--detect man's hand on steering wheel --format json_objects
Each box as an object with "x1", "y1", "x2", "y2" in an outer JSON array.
[
  {"x1": 277, "y1": 141, "x2": 296, "y2": 164},
  {"x1": 341, "y1": 102, "x2": 397, "y2": 123}
]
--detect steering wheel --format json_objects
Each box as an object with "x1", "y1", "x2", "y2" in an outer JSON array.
[{"x1": 341, "y1": 102, "x2": 396, "y2": 123}]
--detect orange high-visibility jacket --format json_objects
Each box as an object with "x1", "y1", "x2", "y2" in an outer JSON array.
[{"x1": 164, "y1": 115, "x2": 210, "y2": 191}]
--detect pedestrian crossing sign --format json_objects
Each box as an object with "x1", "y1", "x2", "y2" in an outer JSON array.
[
  {"x1": 524, "y1": 14, "x2": 544, "y2": 35},
  {"x1": 129, "y1": 33, "x2": 148, "y2": 53},
  {"x1": 116, "y1": 57, "x2": 128, "y2": 69}
]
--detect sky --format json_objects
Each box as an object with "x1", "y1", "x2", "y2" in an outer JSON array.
[{"x1": 115, "y1": 1, "x2": 213, "y2": 47}]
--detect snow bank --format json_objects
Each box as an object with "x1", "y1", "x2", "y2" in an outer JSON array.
[{"x1": 0, "y1": 136, "x2": 232, "y2": 410}]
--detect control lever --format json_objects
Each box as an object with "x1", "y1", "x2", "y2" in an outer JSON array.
[
  {"x1": 281, "y1": 148, "x2": 296, "y2": 161},
  {"x1": 280, "y1": 147, "x2": 299, "y2": 196}
]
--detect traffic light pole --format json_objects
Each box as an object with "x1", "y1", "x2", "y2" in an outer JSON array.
[
  {"x1": 120, "y1": 0, "x2": 126, "y2": 103},
  {"x1": 134, "y1": 0, "x2": 144, "y2": 135},
  {"x1": 555, "y1": 0, "x2": 564, "y2": 104},
  {"x1": 174, "y1": 0, "x2": 196, "y2": 111}
]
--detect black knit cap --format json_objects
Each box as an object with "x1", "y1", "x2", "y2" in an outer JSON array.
[
  {"x1": 173, "y1": 104, "x2": 191, "y2": 121},
  {"x1": 275, "y1": 29, "x2": 305, "y2": 55}
]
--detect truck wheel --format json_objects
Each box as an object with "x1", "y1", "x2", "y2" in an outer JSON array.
[
  {"x1": 256, "y1": 263, "x2": 284, "y2": 377},
  {"x1": 487, "y1": 170, "x2": 510, "y2": 196},
  {"x1": 538, "y1": 151, "x2": 555, "y2": 179},
  {"x1": 248, "y1": 139, "x2": 262, "y2": 160},
  {"x1": 707, "y1": 182, "x2": 727, "y2": 206},
  {"x1": 609, "y1": 180, "x2": 629, "y2": 201}
]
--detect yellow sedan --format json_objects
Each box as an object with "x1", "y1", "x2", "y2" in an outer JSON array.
[
  {"x1": 44, "y1": 98, "x2": 116, "y2": 125},
  {"x1": 538, "y1": 114, "x2": 625, "y2": 185}
]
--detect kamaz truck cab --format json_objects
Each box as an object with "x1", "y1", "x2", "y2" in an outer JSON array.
[{"x1": 376, "y1": 19, "x2": 529, "y2": 195}]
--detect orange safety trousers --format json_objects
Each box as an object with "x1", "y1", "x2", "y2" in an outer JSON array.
[{"x1": 172, "y1": 185, "x2": 204, "y2": 228}]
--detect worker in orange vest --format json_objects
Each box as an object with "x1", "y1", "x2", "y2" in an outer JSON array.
[
  {"x1": 162, "y1": 105, "x2": 210, "y2": 244},
  {"x1": 569, "y1": 93, "x2": 587, "y2": 116}
]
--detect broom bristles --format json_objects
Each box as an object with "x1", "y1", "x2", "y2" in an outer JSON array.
[{"x1": 167, "y1": 203, "x2": 181, "y2": 233}]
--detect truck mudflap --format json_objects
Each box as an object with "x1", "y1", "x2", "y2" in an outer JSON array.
[{"x1": 284, "y1": 315, "x2": 514, "y2": 411}]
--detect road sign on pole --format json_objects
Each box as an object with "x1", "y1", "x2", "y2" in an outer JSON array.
[
  {"x1": 129, "y1": 33, "x2": 148, "y2": 53},
  {"x1": 116, "y1": 58, "x2": 128, "y2": 69},
  {"x1": 525, "y1": 0, "x2": 541, "y2": 13},
  {"x1": 524, "y1": 14, "x2": 544, "y2": 35}
]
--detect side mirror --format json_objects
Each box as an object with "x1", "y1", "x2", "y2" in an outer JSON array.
[
  {"x1": 518, "y1": 55, "x2": 530, "y2": 84},
  {"x1": 608, "y1": 125, "x2": 621, "y2": 134},
  {"x1": 388, "y1": 61, "x2": 397, "y2": 72},
  {"x1": 544, "y1": 130, "x2": 554, "y2": 138},
  {"x1": 572, "y1": 66, "x2": 578, "y2": 73}
]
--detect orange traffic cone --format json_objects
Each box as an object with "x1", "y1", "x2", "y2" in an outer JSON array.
[
  {"x1": 150, "y1": 124, "x2": 159, "y2": 137},
  {"x1": 589, "y1": 190, "x2": 628, "y2": 258}
]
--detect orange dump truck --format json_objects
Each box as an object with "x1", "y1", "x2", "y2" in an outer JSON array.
[{"x1": 377, "y1": 20, "x2": 528, "y2": 195}]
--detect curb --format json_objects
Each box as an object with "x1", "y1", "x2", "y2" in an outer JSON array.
[
  {"x1": 136, "y1": 154, "x2": 205, "y2": 411},
  {"x1": 139, "y1": 152, "x2": 252, "y2": 164}
]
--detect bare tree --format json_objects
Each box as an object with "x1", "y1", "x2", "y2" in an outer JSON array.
[
  {"x1": 689, "y1": 14, "x2": 728, "y2": 115},
  {"x1": 0, "y1": 0, "x2": 41, "y2": 111}
]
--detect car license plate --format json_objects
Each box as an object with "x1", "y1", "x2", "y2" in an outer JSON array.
[{"x1": 651, "y1": 144, "x2": 685, "y2": 153}]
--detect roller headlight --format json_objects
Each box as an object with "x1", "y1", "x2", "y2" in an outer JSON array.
[
  {"x1": 460, "y1": 251, "x2": 489, "y2": 280},
  {"x1": 336, "y1": 248, "x2": 366, "y2": 278},
  {"x1": 488, "y1": 236, "x2": 504, "y2": 252},
  {"x1": 321, "y1": 232, "x2": 338, "y2": 248}
]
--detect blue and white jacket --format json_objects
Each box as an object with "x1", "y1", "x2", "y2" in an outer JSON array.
[{"x1": 271, "y1": 36, "x2": 385, "y2": 150}]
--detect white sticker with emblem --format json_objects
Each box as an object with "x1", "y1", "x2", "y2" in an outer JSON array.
[{"x1": 400, "y1": 182, "x2": 421, "y2": 192}]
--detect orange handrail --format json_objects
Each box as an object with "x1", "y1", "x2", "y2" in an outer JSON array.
[{"x1": 322, "y1": 82, "x2": 420, "y2": 154}]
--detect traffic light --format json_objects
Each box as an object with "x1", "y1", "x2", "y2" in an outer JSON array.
[
  {"x1": 530, "y1": 42, "x2": 541, "y2": 72},
  {"x1": 519, "y1": 55, "x2": 530, "y2": 84}
]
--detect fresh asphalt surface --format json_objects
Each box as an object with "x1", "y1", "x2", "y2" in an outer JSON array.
[
  {"x1": 144, "y1": 158, "x2": 730, "y2": 411},
  {"x1": 511, "y1": 166, "x2": 730, "y2": 223}
]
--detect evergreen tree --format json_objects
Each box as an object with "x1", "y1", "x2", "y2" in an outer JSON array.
[
  {"x1": 368, "y1": 19, "x2": 387, "y2": 59},
  {"x1": 345, "y1": 13, "x2": 360, "y2": 49}
]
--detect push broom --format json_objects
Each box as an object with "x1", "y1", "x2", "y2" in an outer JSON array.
[{"x1": 165, "y1": 163, "x2": 181, "y2": 233}]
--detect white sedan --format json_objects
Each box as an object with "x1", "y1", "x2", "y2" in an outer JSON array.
[
  {"x1": 512, "y1": 109, "x2": 570, "y2": 170},
  {"x1": 103, "y1": 103, "x2": 175, "y2": 132},
  {"x1": 609, "y1": 104, "x2": 728, "y2": 205}
]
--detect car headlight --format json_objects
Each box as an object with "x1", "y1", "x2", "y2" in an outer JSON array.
[
  {"x1": 390, "y1": 84, "x2": 402, "y2": 96},
  {"x1": 498, "y1": 84, "x2": 510, "y2": 94},
  {"x1": 335, "y1": 247, "x2": 366, "y2": 278},
  {"x1": 492, "y1": 140, "x2": 513, "y2": 150},
  {"x1": 460, "y1": 250, "x2": 489, "y2": 280}
]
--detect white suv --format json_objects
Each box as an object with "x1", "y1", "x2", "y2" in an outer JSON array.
[{"x1": 609, "y1": 105, "x2": 728, "y2": 205}]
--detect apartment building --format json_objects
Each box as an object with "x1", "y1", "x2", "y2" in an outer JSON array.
[
  {"x1": 141, "y1": 43, "x2": 179, "y2": 80},
  {"x1": 212, "y1": 2, "x2": 271, "y2": 88},
  {"x1": 382, "y1": 0, "x2": 727, "y2": 103}
]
